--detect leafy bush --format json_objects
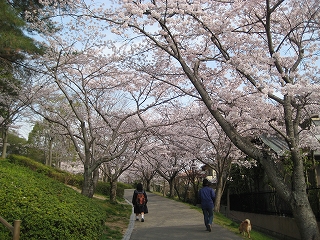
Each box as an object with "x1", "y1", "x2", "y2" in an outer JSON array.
[
  {"x1": 8, "y1": 155, "x2": 132, "y2": 197},
  {"x1": 0, "y1": 160, "x2": 107, "y2": 240},
  {"x1": 95, "y1": 181, "x2": 131, "y2": 199},
  {"x1": 8, "y1": 154, "x2": 82, "y2": 188}
]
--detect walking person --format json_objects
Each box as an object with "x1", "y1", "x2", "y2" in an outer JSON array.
[
  {"x1": 132, "y1": 183, "x2": 148, "y2": 222},
  {"x1": 198, "y1": 178, "x2": 216, "y2": 232}
]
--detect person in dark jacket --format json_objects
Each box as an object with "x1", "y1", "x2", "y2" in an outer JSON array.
[
  {"x1": 132, "y1": 183, "x2": 148, "y2": 222},
  {"x1": 198, "y1": 178, "x2": 216, "y2": 232}
]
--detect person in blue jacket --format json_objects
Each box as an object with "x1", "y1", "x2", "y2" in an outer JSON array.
[{"x1": 198, "y1": 178, "x2": 216, "y2": 232}]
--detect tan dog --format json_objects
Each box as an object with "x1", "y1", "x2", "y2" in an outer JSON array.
[{"x1": 239, "y1": 219, "x2": 251, "y2": 238}]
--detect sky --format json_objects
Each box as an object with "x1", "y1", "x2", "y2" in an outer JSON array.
[{"x1": 16, "y1": 120, "x2": 33, "y2": 140}]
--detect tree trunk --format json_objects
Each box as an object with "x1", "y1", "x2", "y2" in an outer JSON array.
[
  {"x1": 110, "y1": 180, "x2": 117, "y2": 203},
  {"x1": 183, "y1": 184, "x2": 188, "y2": 202},
  {"x1": 259, "y1": 149, "x2": 320, "y2": 240},
  {"x1": 168, "y1": 179, "x2": 174, "y2": 198},
  {"x1": 214, "y1": 174, "x2": 224, "y2": 213},
  {"x1": 291, "y1": 192, "x2": 319, "y2": 240},
  {"x1": 92, "y1": 168, "x2": 99, "y2": 192},
  {"x1": 1, "y1": 127, "x2": 8, "y2": 158},
  {"x1": 82, "y1": 167, "x2": 95, "y2": 198},
  {"x1": 290, "y1": 148, "x2": 320, "y2": 240},
  {"x1": 192, "y1": 181, "x2": 201, "y2": 205},
  {"x1": 48, "y1": 137, "x2": 53, "y2": 166},
  {"x1": 146, "y1": 179, "x2": 151, "y2": 192}
]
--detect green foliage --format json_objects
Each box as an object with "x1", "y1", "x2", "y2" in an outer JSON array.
[
  {"x1": 8, "y1": 154, "x2": 82, "y2": 188},
  {"x1": 0, "y1": 160, "x2": 107, "y2": 240},
  {"x1": 5, "y1": 131, "x2": 28, "y2": 155},
  {"x1": 0, "y1": 0, "x2": 45, "y2": 127},
  {"x1": 25, "y1": 122, "x2": 46, "y2": 163},
  {"x1": 24, "y1": 146, "x2": 44, "y2": 164},
  {"x1": 102, "y1": 201, "x2": 132, "y2": 240},
  {"x1": 0, "y1": 0, "x2": 43, "y2": 62},
  {"x1": 26, "y1": 121, "x2": 79, "y2": 165},
  {"x1": 8, "y1": 154, "x2": 132, "y2": 199},
  {"x1": 95, "y1": 181, "x2": 131, "y2": 200}
]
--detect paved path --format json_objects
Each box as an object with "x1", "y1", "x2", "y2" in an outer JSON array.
[{"x1": 123, "y1": 189, "x2": 243, "y2": 240}]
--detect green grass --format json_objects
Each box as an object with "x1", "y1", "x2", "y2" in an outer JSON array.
[
  {"x1": 214, "y1": 212, "x2": 273, "y2": 240},
  {"x1": 99, "y1": 199, "x2": 132, "y2": 240},
  {"x1": 0, "y1": 159, "x2": 132, "y2": 240}
]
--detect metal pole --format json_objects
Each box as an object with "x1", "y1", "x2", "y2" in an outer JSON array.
[{"x1": 12, "y1": 220, "x2": 21, "y2": 240}]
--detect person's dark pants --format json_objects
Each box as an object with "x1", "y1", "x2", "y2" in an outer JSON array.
[{"x1": 202, "y1": 207, "x2": 214, "y2": 227}]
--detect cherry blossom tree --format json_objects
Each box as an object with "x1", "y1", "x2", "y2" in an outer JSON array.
[
  {"x1": 130, "y1": 156, "x2": 157, "y2": 191},
  {"x1": 100, "y1": 154, "x2": 135, "y2": 202},
  {"x1": 45, "y1": 0, "x2": 320, "y2": 238},
  {"x1": 27, "y1": 120, "x2": 77, "y2": 166},
  {"x1": 140, "y1": 128, "x2": 188, "y2": 198},
  {"x1": 152, "y1": 103, "x2": 248, "y2": 210},
  {"x1": 29, "y1": 0, "x2": 320, "y2": 238},
  {"x1": 28, "y1": 31, "x2": 147, "y2": 197},
  {"x1": 28, "y1": 12, "x2": 187, "y2": 199},
  {"x1": 0, "y1": 73, "x2": 35, "y2": 158},
  {"x1": 179, "y1": 105, "x2": 248, "y2": 212},
  {"x1": 175, "y1": 158, "x2": 204, "y2": 204}
]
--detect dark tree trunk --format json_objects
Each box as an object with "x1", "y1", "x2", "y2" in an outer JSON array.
[
  {"x1": 82, "y1": 168, "x2": 95, "y2": 198},
  {"x1": 110, "y1": 180, "x2": 117, "y2": 203}
]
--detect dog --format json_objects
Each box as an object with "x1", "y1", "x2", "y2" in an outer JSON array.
[{"x1": 239, "y1": 219, "x2": 251, "y2": 238}]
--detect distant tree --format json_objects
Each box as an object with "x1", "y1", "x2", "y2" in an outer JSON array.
[
  {"x1": 27, "y1": 121, "x2": 77, "y2": 166},
  {"x1": 130, "y1": 156, "x2": 157, "y2": 192},
  {"x1": 180, "y1": 160, "x2": 204, "y2": 205},
  {"x1": 4, "y1": 130, "x2": 28, "y2": 156},
  {"x1": 179, "y1": 106, "x2": 248, "y2": 212},
  {"x1": 146, "y1": 133, "x2": 188, "y2": 198},
  {"x1": 100, "y1": 154, "x2": 136, "y2": 203}
]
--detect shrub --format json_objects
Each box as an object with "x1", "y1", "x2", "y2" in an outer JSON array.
[
  {"x1": 95, "y1": 181, "x2": 127, "y2": 199},
  {"x1": 8, "y1": 154, "x2": 82, "y2": 187},
  {"x1": 0, "y1": 160, "x2": 107, "y2": 240},
  {"x1": 7, "y1": 154, "x2": 130, "y2": 199}
]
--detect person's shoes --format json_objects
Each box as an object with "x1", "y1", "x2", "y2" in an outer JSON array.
[
  {"x1": 208, "y1": 224, "x2": 212, "y2": 232},
  {"x1": 141, "y1": 218, "x2": 145, "y2": 222},
  {"x1": 136, "y1": 218, "x2": 139, "y2": 221}
]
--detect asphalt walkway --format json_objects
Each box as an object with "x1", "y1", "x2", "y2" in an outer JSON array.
[{"x1": 123, "y1": 189, "x2": 243, "y2": 240}]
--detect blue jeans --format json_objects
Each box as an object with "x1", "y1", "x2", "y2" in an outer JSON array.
[{"x1": 202, "y1": 207, "x2": 214, "y2": 227}]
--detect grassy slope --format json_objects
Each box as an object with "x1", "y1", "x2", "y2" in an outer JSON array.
[{"x1": 0, "y1": 160, "x2": 132, "y2": 240}]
